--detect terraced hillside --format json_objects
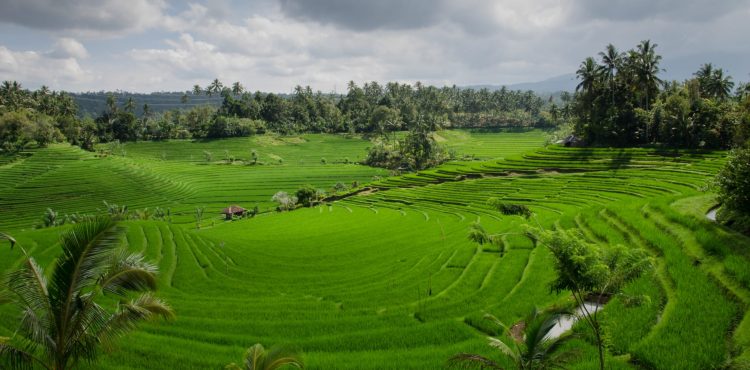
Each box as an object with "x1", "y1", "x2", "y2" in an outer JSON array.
[
  {"x1": 1, "y1": 130, "x2": 748, "y2": 369},
  {"x1": 0, "y1": 130, "x2": 546, "y2": 230}
]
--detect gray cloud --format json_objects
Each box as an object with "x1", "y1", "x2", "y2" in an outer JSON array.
[
  {"x1": 278, "y1": 0, "x2": 446, "y2": 31},
  {"x1": 573, "y1": 0, "x2": 750, "y2": 22},
  {"x1": 0, "y1": 0, "x2": 748, "y2": 92},
  {"x1": 0, "y1": 0, "x2": 166, "y2": 34}
]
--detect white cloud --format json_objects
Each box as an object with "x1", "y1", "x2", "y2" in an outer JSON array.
[
  {"x1": 0, "y1": 45, "x2": 93, "y2": 89},
  {"x1": 48, "y1": 38, "x2": 89, "y2": 59}
]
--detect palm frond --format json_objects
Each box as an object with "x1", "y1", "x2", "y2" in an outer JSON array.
[
  {"x1": 48, "y1": 218, "x2": 120, "y2": 330},
  {"x1": 488, "y1": 337, "x2": 519, "y2": 362},
  {"x1": 244, "y1": 343, "x2": 267, "y2": 370},
  {"x1": 6, "y1": 257, "x2": 50, "y2": 313},
  {"x1": 0, "y1": 290, "x2": 12, "y2": 305},
  {"x1": 0, "y1": 340, "x2": 38, "y2": 370},
  {"x1": 264, "y1": 345, "x2": 304, "y2": 369},
  {"x1": 17, "y1": 306, "x2": 49, "y2": 351},
  {"x1": 447, "y1": 353, "x2": 505, "y2": 369},
  {"x1": 99, "y1": 292, "x2": 173, "y2": 350},
  {"x1": 99, "y1": 250, "x2": 158, "y2": 297},
  {"x1": 0, "y1": 232, "x2": 16, "y2": 249},
  {"x1": 482, "y1": 313, "x2": 510, "y2": 333}
]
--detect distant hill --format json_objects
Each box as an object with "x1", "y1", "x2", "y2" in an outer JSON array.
[
  {"x1": 72, "y1": 92, "x2": 224, "y2": 117},
  {"x1": 465, "y1": 73, "x2": 577, "y2": 94}
]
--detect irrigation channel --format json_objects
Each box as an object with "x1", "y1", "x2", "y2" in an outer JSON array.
[
  {"x1": 545, "y1": 302, "x2": 603, "y2": 340},
  {"x1": 707, "y1": 207, "x2": 719, "y2": 221}
]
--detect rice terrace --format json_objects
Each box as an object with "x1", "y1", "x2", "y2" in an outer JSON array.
[{"x1": 1, "y1": 2, "x2": 750, "y2": 370}]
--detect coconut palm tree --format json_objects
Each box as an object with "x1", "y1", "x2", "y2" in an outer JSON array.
[
  {"x1": 192, "y1": 84, "x2": 203, "y2": 96},
  {"x1": 631, "y1": 40, "x2": 663, "y2": 110},
  {"x1": 207, "y1": 79, "x2": 223, "y2": 97},
  {"x1": 599, "y1": 44, "x2": 622, "y2": 104},
  {"x1": 708, "y1": 69, "x2": 735, "y2": 100},
  {"x1": 0, "y1": 218, "x2": 173, "y2": 370},
  {"x1": 575, "y1": 57, "x2": 602, "y2": 95},
  {"x1": 694, "y1": 63, "x2": 714, "y2": 87},
  {"x1": 232, "y1": 82, "x2": 245, "y2": 96},
  {"x1": 449, "y1": 308, "x2": 576, "y2": 370},
  {"x1": 226, "y1": 343, "x2": 304, "y2": 370}
]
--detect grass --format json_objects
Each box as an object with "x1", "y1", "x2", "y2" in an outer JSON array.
[{"x1": 0, "y1": 129, "x2": 748, "y2": 369}]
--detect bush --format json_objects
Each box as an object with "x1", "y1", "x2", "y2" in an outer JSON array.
[
  {"x1": 272, "y1": 191, "x2": 297, "y2": 211},
  {"x1": 487, "y1": 198, "x2": 532, "y2": 218},
  {"x1": 716, "y1": 145, "x2": 750, "y2": 233},
  {"x1": 295, "y1": 185, "x2": 317, "y2": 207}
]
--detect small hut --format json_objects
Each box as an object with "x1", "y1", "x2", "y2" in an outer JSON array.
[
  {"x1": 221, "y1": 205, "x2": 246, "y2": 220},
  {"x1": 562, "y1": 135, "x2": 583, "y2": 147}
]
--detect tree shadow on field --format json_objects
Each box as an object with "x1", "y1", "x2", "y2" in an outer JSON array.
[{"x1": 609, "y1": 149, "x2": 633, "y2": 170}]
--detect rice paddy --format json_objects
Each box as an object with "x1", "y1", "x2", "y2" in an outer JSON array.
[{"x1": 1, "y1": 128, "x2": 748, "y2": 369}]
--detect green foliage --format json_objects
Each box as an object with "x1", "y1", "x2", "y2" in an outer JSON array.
[
  {"x1": 272, "y1": 191, "x2": 297, "y2": 211},
  {"x1": 533, "y1": 228, "x2": 652, "y2": 370},
  {"x1": 226, "y1": 343, "x2": 304, "y2": 370},
  {"x1": 295, "y1": 185, "x2": 319, "y2": 207},
  {"x1": 0, "y1": 218, "x2": 173, "y2": 370},
  {"x1": 716, "y1": 146, "x2": 750, "y2": 233},
  {"x1": 487, "y1": 198, "x2": 532, "y2": 218},
  {"x1": 449, "y1": 308, "x2": 577, "y2": 370},
  {"x1": 571, "y1": 42, "x2": 746, "y2": 148}
]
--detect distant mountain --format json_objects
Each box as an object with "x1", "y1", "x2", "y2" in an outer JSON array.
[{"x1": 465, "y1": 74, "x2": 577, "y2": 94}]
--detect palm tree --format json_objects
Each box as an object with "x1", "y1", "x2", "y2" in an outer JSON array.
[
  {"x1": 0, "y1": 218, "x2": 173, "y2": 370},
  {"x1": 226, "y1": 343, "x2": 304, "y2": 370},
  {"x1": 709, "y1": 69, "x2": 734, "y2": 100},
  {"x1": 192, "y1": 84, "x2": 203, "y2": 96},
  {"x1": 449, "y1": 308, "x2": 575, "y2": 370},
  {"x1": 631, "y1": 40, "x2": 663, "y2": 110},
  {"x1": 694, "y1": 63, "x2": 714, "y2": 87},
  {"x1": 207, "y1": 78, "x2": 223, "y2": 97},
  {"x1": 575, "y1": 57, "x2": 602, "y2": 95},
  {"x1": 598, "y1": 44, "x2": 621, "y2": 104},
  {"x1": 232, "y1": 82, "x2": 245, "y2": 96}
]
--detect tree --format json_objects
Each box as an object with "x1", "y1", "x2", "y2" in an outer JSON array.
[
  {"x1": 630, "y1": 40, "x2": 662, "y2": 110},
  {"x1": 599, "y1": 44, "x2": 622, "y2": 104},
  {"x1": 575, "y1": 57, "x2": 602, "y2": 95},
  {"x1": 531, "y1": 228, "x2": 652, "y2": 370},
  {"x1": 207, "y1": 79, "x2": 224, "y2": 97},
  {"x1": 226, "y1": 343, "x2": 304, "y2": 370},
  {"x1": 232, "y1": 82, "x2": 245, "y2": 96},
  {"x1": 0, "y1": 218, "x2": 173, "y2": 370},
  {"x1": 449, "y1": 308, "x2": 576, "y2": 370},
  {"x1": 708, "y1": 69, "x2": 734, "y2": 100},
  {"x1": 271, "y1": 192, "x2": 297, "y2": 211},
  {"x1": 716, "y1": 145, "x2": 750, "y2": 233},
  {"x1": 192, "y1": 85, "x2": 203, "y2": 96}
]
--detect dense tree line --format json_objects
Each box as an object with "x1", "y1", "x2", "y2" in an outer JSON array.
[
  {"x1": 0, "y1": 79, "x2": 549, "y2": 154},
  {"x1": 570, "y1": 40, "x2": 750, "y2": 148},
  {"x1": 0, "y1": 81, "x2": 81, "y2": 152}
]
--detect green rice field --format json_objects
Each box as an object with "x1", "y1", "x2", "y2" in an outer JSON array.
[{"x1": 1, "y1": 129, "x2": 749, "y2": 369}]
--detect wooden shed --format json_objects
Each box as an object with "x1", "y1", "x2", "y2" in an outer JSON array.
[{"x1": 221, "y1": 205, "x2": 245, "y2": 220}]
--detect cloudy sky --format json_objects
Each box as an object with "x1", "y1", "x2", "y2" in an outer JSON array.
[{"x1": 0, "y1": 0, "x2": 748, "y2": 93}]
